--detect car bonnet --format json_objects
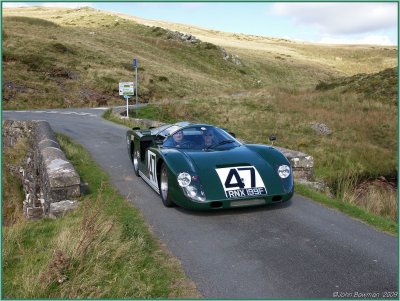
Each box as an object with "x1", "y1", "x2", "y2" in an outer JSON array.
[{"x1": 182, "y1": 146, "x2": 285, "y2": 199}]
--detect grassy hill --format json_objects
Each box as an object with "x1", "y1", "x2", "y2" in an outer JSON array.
[
  {"x1": 2, "y1": 7, "x2": 398, "y2": 221},
  {"x1": 118, "y1": 11, "x2": 397, "y2": 75},
  {"x1": 1, "y1": 7, "x2": 326, "y2": 109},
  {"x1": 3, "y1": 6, "x2": 397, "y2": 109},
  {"x1": 316, "y1": 66, "x2": 398, "y2": 105}
]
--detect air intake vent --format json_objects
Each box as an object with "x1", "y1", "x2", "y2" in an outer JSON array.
[
  {"x1": 272, "y1": 195, "x2": 282, "y2": 202},
  {"x1": 210, "y1": 201, "x2": 223, "y2": 208}
]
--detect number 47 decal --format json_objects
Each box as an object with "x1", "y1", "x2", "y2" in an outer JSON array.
[
  {"x1": 216, "y1": 166, "x2": 267, "y2": 198},
  {"x1": 147, "y1": 151, "x2": 158, "y2": 187},
  {"x1": 225, "y1": 167, "x2": 255, "y2": 189}
]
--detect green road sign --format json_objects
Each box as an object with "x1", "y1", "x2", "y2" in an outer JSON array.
[{"x1": 119, "y1": 82, "x2": 134, "y2": 96}]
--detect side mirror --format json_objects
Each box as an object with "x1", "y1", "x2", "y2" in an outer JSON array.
[{"x1": 269, "y1": 135, "x2": 276, "y2": 145}]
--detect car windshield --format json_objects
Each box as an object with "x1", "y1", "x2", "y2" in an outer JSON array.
[
  {"x1": 155, "y1": 125, "x2": 182, "y2": 137},
  {"x1": 162, "y1": 125, "x2": 241, "y2": 150}
]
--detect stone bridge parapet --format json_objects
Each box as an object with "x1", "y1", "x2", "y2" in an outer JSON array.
[{"x1": 3, "y1": 120, "x2": 80, "y2": 219}]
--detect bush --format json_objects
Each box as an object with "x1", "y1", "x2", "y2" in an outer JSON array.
[{"x1": 203, "y1": 42, "x2": 218, "y2": 50}]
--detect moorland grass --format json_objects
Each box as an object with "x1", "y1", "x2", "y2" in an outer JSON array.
[
  {"x1": 295, "y1": 184, "x2": 397, "y2": 236},
  {"x1": 2, "y1": 138, "x2": 28, "y2": 227},
  {"x1": 2, "y1": 133, "x2": 200, "y2": 299}
]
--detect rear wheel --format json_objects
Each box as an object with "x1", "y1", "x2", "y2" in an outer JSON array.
[
  {"x1": 159, "y1": 163, "x2": 174, "y2": 207},
  {"x1": 131, "y1": 148, "x2": 140, "y2": 177}
]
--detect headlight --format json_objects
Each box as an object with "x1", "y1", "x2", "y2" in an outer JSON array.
[
  {"x1": 183, "y1": 185, "x2": 206, "y2": 202},
  {"x1": 178, "y1": 172, "x2": 206, "y2": 202},
  {"x1": 177, "y1": 172, "x2": 191, "y2": 187},
  {"x1": 278, "y1": 165, "x2": 291, "y2": 178},
  {"x1": 185, "y1": 186, "x2": 198, "y2": 198}
]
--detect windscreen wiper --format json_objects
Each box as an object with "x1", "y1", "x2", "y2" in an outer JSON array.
[{"x1": 206, "y1": 139, "x2": 235, "y2": 150}]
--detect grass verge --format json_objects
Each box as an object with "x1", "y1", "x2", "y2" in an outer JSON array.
[
  {"x1": 2, "y1": 138, "x2": 28, "y2": 227},
  {"x1": 2, "y1": 133, "x2": 201, "y2": 298},
  {"x1": 295, "y1": 183, "x2": 397, "y2": 236},
  {"x1": 103, "y1": 108, "x2": 144, "y2": 128}
]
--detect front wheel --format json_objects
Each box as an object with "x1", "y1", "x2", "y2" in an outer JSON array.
[{"x1": 159, "y1": 163, "x2": 174, "y2": 207}]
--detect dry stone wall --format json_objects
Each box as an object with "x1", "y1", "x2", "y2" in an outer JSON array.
[{"x1": 2, "y1": 120, "x2": 81, "y2": 219}]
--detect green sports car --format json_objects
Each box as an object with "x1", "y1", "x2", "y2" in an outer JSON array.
[{"x1": 126, "y1": 122, "x2": 293, "y2": 210}]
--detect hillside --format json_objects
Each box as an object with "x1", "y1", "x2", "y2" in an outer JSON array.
[
  {"x1": 114, "y1": 11, "x2": 398, "y2": 76},
  {"x1": 316, "y1": 67, "x2": 398, "y2": 105},
  {"x1": 3, "y1": 6, "x2": 397, "y2": 109}
]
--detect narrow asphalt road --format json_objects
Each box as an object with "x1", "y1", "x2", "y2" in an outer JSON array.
[{"x1": 3, "y1": 108, "x2": 398, "y2": 298}]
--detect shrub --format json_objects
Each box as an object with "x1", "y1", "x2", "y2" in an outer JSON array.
[{"x1": 203, "y1": 42, "x2": 218, "y2": 50}]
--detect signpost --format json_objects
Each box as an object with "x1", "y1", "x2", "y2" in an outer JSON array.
[
  {"x1": 133, "y1": 58, "x2": 138, "y2": 117},
  {"x1": 118, "y1": 58, "x2": 138, "y2": 118},
  {"x1": 119, "y1": 82, "x2": 134, "y2": 118}
]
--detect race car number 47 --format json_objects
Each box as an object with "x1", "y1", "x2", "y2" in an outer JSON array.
[{"x1": 216, "y1": 166, "x2": 267, "y2": 199}]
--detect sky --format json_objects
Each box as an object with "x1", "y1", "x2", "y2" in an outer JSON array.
[{"x1": 3, "y1": 2, "x2": 398, "y2": 46}]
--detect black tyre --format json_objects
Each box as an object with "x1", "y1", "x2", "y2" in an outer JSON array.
[
  {"x1": 131, "y1": 147, "x2": 140, "y2": 177},
  {"x1": 159, "y1": 163, "x2": 174, "y2": 207}
]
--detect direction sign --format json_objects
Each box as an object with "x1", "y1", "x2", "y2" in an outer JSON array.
[{"x1": 119, "y1": 82, "x2": 134, "y2": 96}]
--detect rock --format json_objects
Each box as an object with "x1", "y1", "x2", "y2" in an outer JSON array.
[
  {"x1": 274, "y1": 146, "x2": 314, "y2": 181},
  {"x1": 296, "y1": 179, "x2": 333, "y2": 197},
  {"x1": 24, "y1": 204, "x2": 44, "y2": 220},
  {"x1": 221, "y1": 48, "x2": 242, "y2": 65},
  {"x1": 296, "y1": 179, "x2": 325, "y2": 191},
  {"x1": 275, "y1": 147, "x2": 314, "y2": 169},
  {"x1": 231, "y1": 54, "x2": 241, "y2": 66},
  {"x1": 40, "y1": 142, "x2": 81, "y2": 202},
  {"x1": 49, "y1": 200, "x2": 78, "y2": 219},
  {"x1": 222, "y1": 48, "x2": 229, "y2": 60},
  {"x1": 181, "y1": 33, "x2": 197, "y2": 42},
  {"x1": 311, "y1": 123, "x2": 332, "y2": 135},
  {"x1": 293, "y1": 169, "x2": 314, "y2": 182},
  {"x1": 2, "y1": 120, "x2": 34, "y2": 148},
  {"x1": 165, "y1": 30, "x2": 199, "y2": 44}
]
